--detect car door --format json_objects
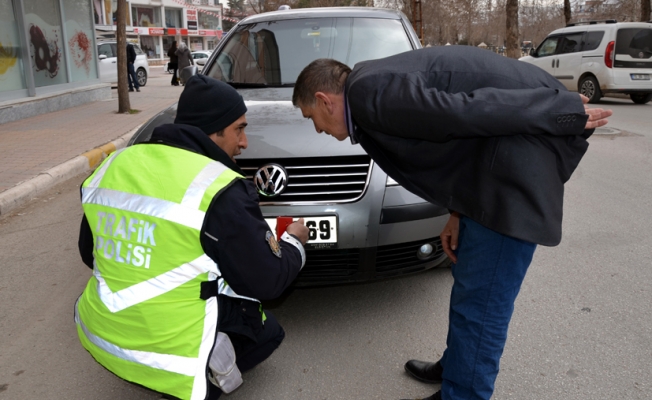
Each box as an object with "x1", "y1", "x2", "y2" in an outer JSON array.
[
  {"x1": 528, "y1": 36, "x2": 561, "y2": 75},
  {"x1": 554, "y1": 32, "x2": 585, "y2": 91},
  {"x1": 97, "y1": 43, "x2": 117, "y2": 83}
]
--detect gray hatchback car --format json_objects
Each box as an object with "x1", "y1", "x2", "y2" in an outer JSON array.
[{"x1": 129, "y1": 7, "x2": 451, "y2": 286}]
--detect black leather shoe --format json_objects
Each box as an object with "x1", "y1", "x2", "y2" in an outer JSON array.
[
  {"x1": 400, "y1": 390, "x2": 442, "y2": 400},
  {"x1": 404, "y1": 359, "x2": 443, "y2": 384}
]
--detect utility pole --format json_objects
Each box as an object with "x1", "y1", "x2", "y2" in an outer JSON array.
[{"x1": 116, "y1": 0, "x2": 131, "y2": 113}]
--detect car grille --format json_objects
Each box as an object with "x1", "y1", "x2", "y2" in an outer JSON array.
[
  {"x1": 375, "y1": 237, "x2": 444, "y2": 278},
  {"x1": 292, "y1": 238, "x2": 445, "y2": 286},
  {"x1": 238, "y1": 155, "x2": 372, "y2": 204},
  {"x1": 298, "y1": 248, "x2": 361, "y2": 282}
]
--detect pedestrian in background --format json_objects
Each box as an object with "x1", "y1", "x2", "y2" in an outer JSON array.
[
  {"x1": 126, "y1": 42, "x2": 140, "y2": 92},
  {"x1": 167, "y1": 40, "x2": 179, "y2": 86},
  {"x1": 292, "y1": 46, "x2": 612, "y2": 400},
  {"x1": 176, "y1": 42, "x2": 194, "y2": 84}
]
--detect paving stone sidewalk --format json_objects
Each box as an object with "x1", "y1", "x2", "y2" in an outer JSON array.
[{"x1": 0, "y1": 67, "x2": 181, "y2": 214}]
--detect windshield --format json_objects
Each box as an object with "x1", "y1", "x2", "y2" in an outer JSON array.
[{"x1": 206, "y1": 17, "x2": 413, "y2": 86}]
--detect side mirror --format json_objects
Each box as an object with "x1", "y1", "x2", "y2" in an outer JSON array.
[
  {"x1": 529, "y1": 48, "x2": 535, "y2": 56},
  {"x1": 99, "y1": 54, "x2": 107, "y2": 60},
  {"x1": 179, "y1": 65, "x2": 198, "y2": 85}
]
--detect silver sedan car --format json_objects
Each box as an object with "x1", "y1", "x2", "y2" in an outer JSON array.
[{"x1": 129, "y1": 7, "x2": 450, "y2": 286}]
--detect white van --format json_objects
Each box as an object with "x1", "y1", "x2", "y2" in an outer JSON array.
[
  {"x1": 520, "y1": 20, "x2": 652, "y2": 104},
  {"x1": 97, "y1": 41, "x2": 150, "y2": 87}
]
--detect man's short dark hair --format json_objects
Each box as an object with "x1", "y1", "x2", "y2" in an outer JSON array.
[{"x1": 292, "y1": 59, "x2": 351, "y2": 108}]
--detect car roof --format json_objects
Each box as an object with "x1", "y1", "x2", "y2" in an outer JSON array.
[
  {"x1": 239, "y1": 7, "x2": 404, "y2": 24},
  {"x1": 549, "y1": 21, "x2": 652, "y2": 36}
]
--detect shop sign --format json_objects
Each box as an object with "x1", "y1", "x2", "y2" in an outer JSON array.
[
  {"x1": 149, "y1": 28, "x2": 164, "y2": 35},
  {"x1": 134, "y1": 27, "x2": 149, "y2": 35},
  {"x1": 181, "y1": 28, "x2": 188, "y2": 35},
  {"x1": 188, "y1": 20, "x2": 198, "y2": 31},
  {"x1": 199, "y1": 30, "x2": 217, "y2": 36},
  {"x1": 167, "y1": 28, "x2": 177, "y2": 35}
]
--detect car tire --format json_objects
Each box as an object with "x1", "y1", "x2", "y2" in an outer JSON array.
[
  {"x1": 630, "y1": 93, "x2": 652, "y2": 104},
  {"x1": 137, "y1": 68, "x2": 147, "y2": 87},
  {"x1": 579, "y1": 76, "x2": 601, "y2": 104}
]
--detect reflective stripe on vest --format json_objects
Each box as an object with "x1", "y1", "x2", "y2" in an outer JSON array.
[{"x1": 76, "y1": 145, "x2": 257, "y2": 400}]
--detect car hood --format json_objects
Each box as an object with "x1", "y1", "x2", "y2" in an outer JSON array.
[
  {"x1": 519, "y1": 55, "x2": 534, "y2": 62},
  {"x1": 236, "y1": 88, "x2": 366, "y2": 159}
]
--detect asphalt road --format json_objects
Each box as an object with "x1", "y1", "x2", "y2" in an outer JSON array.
[{"x1": 0, "y1": 98, "x2": 650, "y2": 400}]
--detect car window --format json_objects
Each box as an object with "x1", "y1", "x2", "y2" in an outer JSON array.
[
  {"x1": 582, "y1": 31, "x2": 604, "y2": 51},
  {"x1": 557, "y1": 33, "x2": 583, "y2": 54},
  {"x1": 133, "y1": 45, "x2": 145, "y2": 55},
  {"x1": 206, "y1": 17, "x2": 413, "y2": 86},
  {"x1": 616, "y1": 28, "x2": 652, "y2": 60},
  {"x1": 98, "y1": 44, "x2": 114, "y2": 58},
  {"x1": 536, "y1": 36, "x2": 560, "y2": 57}
]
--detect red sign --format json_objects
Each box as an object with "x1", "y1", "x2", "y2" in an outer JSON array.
[
  {"x1": 167, "y1": 28, "x2": 177, "y2": 35},
  {"x1": 187, "y1": 9, "x2": 197, "y2": 20},
  {"x1": 180, "y1": 28, "x2": 188, "y2": 35},
  {"x1": 199, "y1": 30, "x2": 217, "y2": 36},
  {"x1": 149, "y1": 28, "x2": 164, "y2": 35}
]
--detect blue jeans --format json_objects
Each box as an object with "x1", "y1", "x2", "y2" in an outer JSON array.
[
  {"x1": 440, "y1": 216, "x2": 536, "y2": 400},
  {"x1": 127, "y1": 62, "x2": 139, "y2": 90}
]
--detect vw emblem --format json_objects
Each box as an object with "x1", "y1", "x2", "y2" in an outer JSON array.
[{"x1": 254, "y1": 164, "x2": 288, "y2": 197}]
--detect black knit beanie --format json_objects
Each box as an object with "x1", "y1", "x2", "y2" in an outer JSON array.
[{"x1": 174, "y1": 75, "x2": 247, "y2": 135}]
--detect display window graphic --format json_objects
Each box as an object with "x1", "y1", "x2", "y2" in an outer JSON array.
[
  {"x1": 68, "y1": 30, "x2": 92, "y2": 74},
  {"x1": 0, "y1": 42, "x2": 18, "y2": 75},
  {"x1": 29, "y1": 24, "x2": 61, "y2": 78}
]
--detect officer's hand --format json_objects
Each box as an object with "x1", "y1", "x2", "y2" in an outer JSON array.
[
  {"x1": 286, "y1": 218, "x2": 309, "y2": 245},
  {"x1": 440, "y1": 212, "x2": 460, "y2": 263}
]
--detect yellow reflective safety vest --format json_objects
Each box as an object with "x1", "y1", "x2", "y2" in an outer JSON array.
[{"x1": 75, "y1": 144, "x2": 258, "y2": 400}]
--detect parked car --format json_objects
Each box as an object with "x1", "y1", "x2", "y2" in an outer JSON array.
[
  {"x1": 97, "y1": 41, "x2": 149, "y2": 87},
  {"x1": 128, "y1": 7, "x2": 450, "y2": 286},
  {"x1": 519, "y1": 20, "x2": 652, "y2": 104},
  {"x1": 165, "y1": 51, "x2": 212, "y2": 73}
]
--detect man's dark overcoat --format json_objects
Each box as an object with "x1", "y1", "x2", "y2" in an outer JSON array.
[{"x1": 346, "y1": 46, "x2": 593, "y2": 246}]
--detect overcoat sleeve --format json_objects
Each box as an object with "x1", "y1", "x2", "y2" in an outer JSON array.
[
  {"x1": 201, "y1": 179, "x2": 304, "y2": 301},
  {"x1": 347, "y1": 62, "x2": 590, "y2": 143}
]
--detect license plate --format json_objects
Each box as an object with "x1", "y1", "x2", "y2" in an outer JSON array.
[
  {"x1": 631, "y1": 74, "x2": 650, "y2": 80},
  {"x1": 265, "y1": 216, "x2": 338, "y2": 245}
]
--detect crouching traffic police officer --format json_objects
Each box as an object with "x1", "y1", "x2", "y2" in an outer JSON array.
[{"x1": 75, "y1": 75, "x2": 309, "y2": 400}]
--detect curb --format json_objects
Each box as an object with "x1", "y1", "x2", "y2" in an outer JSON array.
[{"x1": 0, "y1": 125, "x2": 141, "y2": 216}]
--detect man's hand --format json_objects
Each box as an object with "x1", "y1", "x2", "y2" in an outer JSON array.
[
  {"x1": 286, "y1": 218, "x2": 309, "y2": 245},
  {"x1": 440, "y1": 212, "x2": 460, "y2": 263},
  {"x1": 580, "y1": 94, "x2": 613, "y2": 129}
]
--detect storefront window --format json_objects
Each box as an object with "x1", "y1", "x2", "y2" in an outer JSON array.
[
  {"x1": 93, "y1": 0, "x2": 128, "y2": 26},
  {"x1": 190, "y1": 38, "x2": 202, "y2": 51},
  {"x1": 132, "y1": 6, "x2": 161, "y2": 27},
  {"x1": 0, "y1": 0, "x2": 26, "y2": 92},
  {"x1": 165, "y1": 9, "x2": 182, "y2": 28},
  {"x1": 198, "y1": 12, "x2": 220, "y2": 30},
  {"x1": 23, "y1": 0, "x2": 69, "y2": 87},
  {"x1": 63, "y1": 0, "x2": 98, "y2": 82},
  {"x1": 140, "y1": 36, "x2": 159, "y2": 58}
]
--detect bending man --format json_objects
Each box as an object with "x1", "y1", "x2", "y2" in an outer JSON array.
[{"x1": 292, "y1": 46, "x2": 611, "y2": 400}]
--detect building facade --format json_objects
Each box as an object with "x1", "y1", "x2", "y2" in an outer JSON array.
[
  {"x1": 94, "y1": 0, "x2": 224, "y2": 64},
  {"x1": 1, "y1": 0, "x2": 106, "y2": 107}
]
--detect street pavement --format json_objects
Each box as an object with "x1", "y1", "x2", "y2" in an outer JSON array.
[{"x1": 0, "y1": 66, "x2": 180, "y2": 215}]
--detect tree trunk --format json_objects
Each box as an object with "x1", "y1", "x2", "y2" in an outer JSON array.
[
  {"x1": 642, "y1": 0, "x2": 651, "y2": 22},
  {"x1": 564, "y1": 0, "x2": 571, "y2": 25},
  {"x1": 505, "y1": 0, "x2": 519, "y2": 59},
  {"x1": 116, "y1": 0, "x2": 130, "y2": 113}
]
